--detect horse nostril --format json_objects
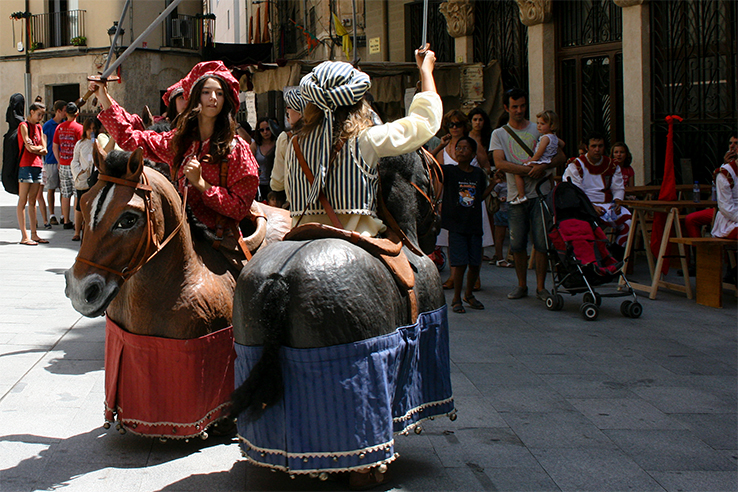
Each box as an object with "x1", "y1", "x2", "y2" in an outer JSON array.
[{"x1": 85, "y1": 283, "x2": 102, "y2": 304}]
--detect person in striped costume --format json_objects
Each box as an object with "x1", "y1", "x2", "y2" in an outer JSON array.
[{"x1": 284, "y1": 46, "x2": 442, "y2": 236}]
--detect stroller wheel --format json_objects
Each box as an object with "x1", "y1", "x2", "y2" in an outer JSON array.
[
  {"x1": 620, "y1": 301, "x2": 633, "y2": 317},
  {"x1": 546, "y1": 294, "x2": 564, "y2": 311},
  {"x1": 583, "y1": 292, "x2": 601, "y2": 306},
  {"x1": 628, "y1": 302, "x2": 643, "y2": 319},
  {"x1": 580, "y1": 302, "x2": 599, "y2": 321}
]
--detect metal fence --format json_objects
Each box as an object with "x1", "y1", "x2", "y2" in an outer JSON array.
[{"x1": 31, "y1": 10, "x2": 86, "y2": 49}]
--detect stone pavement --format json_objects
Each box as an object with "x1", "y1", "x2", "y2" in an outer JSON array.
[{"x1": 0, "y1": 189, "x2": 736, "y2": 492}]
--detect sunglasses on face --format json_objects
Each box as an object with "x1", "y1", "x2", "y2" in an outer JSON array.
[
  {"x1": 259, "y1": 127, "x2": 271, "y2": 132},
  {"x1": 447, "y1": 121, "x2": 464, "y2": 129}
]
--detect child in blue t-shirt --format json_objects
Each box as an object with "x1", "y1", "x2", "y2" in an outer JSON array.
[{"x1": 441, "y1": 136, "x2": 494, "y2": 313}]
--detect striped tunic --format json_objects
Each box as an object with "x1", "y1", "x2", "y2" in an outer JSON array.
[
  {"x1": 282, "y1": 91, "x2": 443, "y2": 235},
  {"x1": 288, "y1": 136, "x2": 377, "y2": 218}
]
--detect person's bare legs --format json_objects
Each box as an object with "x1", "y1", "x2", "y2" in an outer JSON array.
[
  {"x1": 61, "y1": 196, "x2": 71, "y2": 225},
  {"x1": 535, "y1": 249, "x2": 548, "y2": 292},
  {"x1": 74, "y1": 205, "x2": 83, "y2": 238},
  {"x1": 47, "y1": 188, "x2": 56, "y2": 219},
  {"x1": 494, "y1": 225, "x2": 507, "y2": 260},
  {"x1": 465, "y1": 265, "x2": 481, "y2": 300},
  {"x1": 452, "y1": 264, "x2": 467, "y2": 306},
  {"x1": 513, "y1": 250, "x2": 527, "y2": 287},
  {"x1": 27, "y1": 183, "x2": 41, "y2": 240},
  {"x1": 17, "y1": 183, "x2": 32, "y2": 243},
  {"x1": 36, "y1": 186, "x2": 47, "y2": 225}
]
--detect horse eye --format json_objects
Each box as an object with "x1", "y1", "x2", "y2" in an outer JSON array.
[{"x1": 114, "y1": 212, "x2": 139, "y2": 230}]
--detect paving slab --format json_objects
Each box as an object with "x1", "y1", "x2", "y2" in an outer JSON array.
[{"x1": 1, "y1": 189, "x2": 736, "y2": 491}]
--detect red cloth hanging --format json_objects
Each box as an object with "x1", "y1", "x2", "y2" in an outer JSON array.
[
  {"x1": 104, "y1": 316, "x2": 235, "y2": 439},
  {"x1": 650, "y1": 115, "x2": 682, "y2": 274}
]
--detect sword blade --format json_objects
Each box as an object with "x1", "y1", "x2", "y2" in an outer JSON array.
[
  {"x1": 102, "y1": 0, "x2": 185, "y2": 79},
  {"x1": 103, "y1": 0, "x2": 131, "y2": 73},
  {"x1": 420, "y1": 0, "x2": 428, "y2": 49}
]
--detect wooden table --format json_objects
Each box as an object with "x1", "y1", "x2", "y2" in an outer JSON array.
[
  {"x1": 624, "y1": 184, "x2": 712, "y2": 200},
  {"x1": 619, "y1": 200, "x2": 717, "y2": 300},
  {"x1": 670, "y1": 237, "x2": 738, "y2": 308}
]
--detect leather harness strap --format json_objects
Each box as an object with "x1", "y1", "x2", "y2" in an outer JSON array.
[
  {"x1": 75, "y1": 172, "x2": 188, "y2": 281},
  {"x1": 206, "y1": 154, "x2": 252, "y2": 262},
  {"x1": 292, "y1": 137, "x2": 344, "y2": 229}
]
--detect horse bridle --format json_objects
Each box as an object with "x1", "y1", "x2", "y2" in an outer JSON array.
[
  {"x1": 379, "y1": 147, "x2": 443, "y2": 256},
  {"x1": 75, "y1": 173, "x2": 187, "y2": 282}
]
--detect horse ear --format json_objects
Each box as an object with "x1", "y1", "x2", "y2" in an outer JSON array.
[
  {"x1": 93, "y1": 140, "x2": 108, "y2": 175},
  {"x1": 127, "y1": 148, "x2": 145, "y2": 180}
]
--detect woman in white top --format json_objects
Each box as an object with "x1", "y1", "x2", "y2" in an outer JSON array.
[
  {"x1": 283, "y1": 46, "x2": 441, "y2": 236},
  {"x1": 70, "y1": 117, "x2": 96, "y2": 241}
]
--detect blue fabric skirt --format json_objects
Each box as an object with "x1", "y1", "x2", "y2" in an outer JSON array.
[{"x1": 235, "y1": 305, "x2": 454, "y2": 474}]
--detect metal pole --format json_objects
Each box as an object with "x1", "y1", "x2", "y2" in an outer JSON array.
[
  {"x1": 351, "y1": 0, "x2": 357, "y2": 63},
  {"x1": 102, "y1": 0, "x2": 184, "y2": 79},
  {"x1": 104, "y1": 0, "x2": 131, "y2": 73}
]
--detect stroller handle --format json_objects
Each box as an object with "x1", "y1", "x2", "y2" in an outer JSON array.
[{"x1": 535, "y1": 176, "x2": 552, "y2": 198}]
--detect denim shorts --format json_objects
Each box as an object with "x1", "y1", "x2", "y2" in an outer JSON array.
[
  {"x1": 18, "y1": 166, "x2": 43, "y2": 184},
  {"x1": 448, "y1": 231, "x2": 483, "y2": 267},
  {"x1": 507, "y1": 197, "x2": 549, "y2": 253},
  {"x1": 494, "y1": 209, "x2": 509, "y2": 227}
]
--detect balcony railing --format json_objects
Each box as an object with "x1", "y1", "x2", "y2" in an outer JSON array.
[
  {"x1": 163, "y1": 14, "x2": 215, "y2": 50},
  {"x1": 31, "y1": 10, "x2": 86, "y2": 49}
]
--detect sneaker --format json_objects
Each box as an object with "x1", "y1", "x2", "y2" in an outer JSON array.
[
  {"x1": 43, "y1": 223, "x2": 52, "y2": 230},
  {"x1": 63, "y1": 221, "x2": 74, "y2": 230},
  {"x1": 509, "y1": 195, "x2": 528, "y2": 206},
  {"x1": 507, "y1": 286, "x2": 528, "y2": 299},
  {"x1": 49, "y1": 215, "x2": 58, "y2": 225},
  {"x1": 536, "y1": 288, "x2": 551, "y2": 301}
]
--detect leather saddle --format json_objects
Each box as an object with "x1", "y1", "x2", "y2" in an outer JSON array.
[{"x1": 284, "y1": 223, "x2": 418, "y2": 322}]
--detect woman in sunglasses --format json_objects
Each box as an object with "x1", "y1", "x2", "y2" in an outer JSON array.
[{"x1": 251, "y1": 117, "x2": 281, "y2": 202}]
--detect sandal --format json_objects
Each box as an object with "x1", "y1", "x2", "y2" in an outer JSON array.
[
  {"x1": 451, "y1": 302, "x2": 465, "y2": 314},
  {"x1": 20, "y1": 239, "x2": 38, "y2": 246},
  {"x1": 31, "y1": 237, "x2": 49, "y2": 244},
  {"x1": 463, "y1": 295, "x2": 485, "y2": 310},
  {"x1": 72, "y1": 235, "x2": 81, "y2": 241},
  {"x1": 496, "y1": 259, "x2": 514, "y2": 268}
]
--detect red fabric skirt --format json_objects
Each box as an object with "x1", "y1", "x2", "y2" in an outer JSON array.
[{"x1": 104, "y1": 316, "x2": 235, "y2": 439}]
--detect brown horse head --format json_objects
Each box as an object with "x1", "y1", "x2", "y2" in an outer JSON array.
[{"x1": 64, "y1": 147, "x2": 176, "y2": 319}]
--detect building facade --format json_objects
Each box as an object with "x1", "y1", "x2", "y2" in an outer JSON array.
[{"x1": 0, "y1": 0, "x2": 206, "y2": 143}]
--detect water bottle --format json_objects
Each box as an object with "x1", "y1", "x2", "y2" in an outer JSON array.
[
  {"x1": 693, "y1": 181, "x2": 700, "y2": 203},
  {"x1": 711, "y1": 183, "x2": 717, "y2": 201}
]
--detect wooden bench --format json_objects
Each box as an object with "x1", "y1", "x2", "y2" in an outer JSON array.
[{"x1": 670, "y1": 237, "x2": 737, "y2": 308}]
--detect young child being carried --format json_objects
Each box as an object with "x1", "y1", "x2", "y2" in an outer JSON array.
[{"x1": 509, "y1": 110, "x2": 562, "y2": 205}]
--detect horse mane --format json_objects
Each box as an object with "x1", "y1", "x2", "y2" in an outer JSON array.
[{"x1": 377, "y1": 152, "x2": 420, "y2": 235}]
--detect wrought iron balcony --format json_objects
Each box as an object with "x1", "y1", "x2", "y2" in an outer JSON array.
[
  {"x1": 31, "y1": 9, "x2": 86, "y2": 50},
  {"x1": 163, "y1": 14, "x2": 215, "y2": 50}
]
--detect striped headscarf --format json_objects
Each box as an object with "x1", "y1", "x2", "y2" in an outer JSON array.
[
  {"x1": 299, "y1": 61, "x2": 371, "y2": 206},
  {"x1": 283, "y1": 86, "x2": 307, "y2": 113}
]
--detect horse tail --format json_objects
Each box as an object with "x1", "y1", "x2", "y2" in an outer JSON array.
[{"x1": 230, "y1": 273, "x2": 288, "y2": 420}]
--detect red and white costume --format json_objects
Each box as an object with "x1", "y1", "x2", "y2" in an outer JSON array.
[
  {"x1": 97, "y1": 62, "x2": 258, "y2": 231},
  {"x1": 563, "y1": 155, "x2": 632, "y2": 247},
  {"x1": 712, "y1": 160, "x2": 738, "y2": 239}
]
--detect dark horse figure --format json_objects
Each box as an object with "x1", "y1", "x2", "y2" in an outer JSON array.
[{"x1": 230, "y1": 151, "x2": 451, "y2": 480}]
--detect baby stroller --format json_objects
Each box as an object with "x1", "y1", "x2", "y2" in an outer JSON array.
[{"x1": 538, "y1": 179, "x2": 642, "y2": 321}]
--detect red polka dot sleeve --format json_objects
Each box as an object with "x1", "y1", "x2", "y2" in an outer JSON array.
[{"x1": 98, "y1": 102, "x2": 174, "y2": 165}]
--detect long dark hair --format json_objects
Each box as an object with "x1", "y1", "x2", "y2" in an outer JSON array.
[
  {"x1": 165, "y1": 94, "x2": 183, "y2": 126},
  {"x1": 253, "y1": 117, "x2": 281, "y2": 145},
  {"x1": 171, "y1": 76, "x2": 237, "y2": 179},
  {"x1": 467, "y1": 107, "x2": 492, "y2": 148}
]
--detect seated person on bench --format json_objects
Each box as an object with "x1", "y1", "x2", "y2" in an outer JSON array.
[
  {"x1": 712, "y1": 133, "x2": 738, "y2": 240},
  {"x1": 562, "y1": 132, "x2": 631, "y2": 260}
]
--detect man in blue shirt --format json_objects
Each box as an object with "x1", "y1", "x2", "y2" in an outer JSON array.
[{"x1": 42, "y1": 100, "x2": 66, "y2": 225}]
